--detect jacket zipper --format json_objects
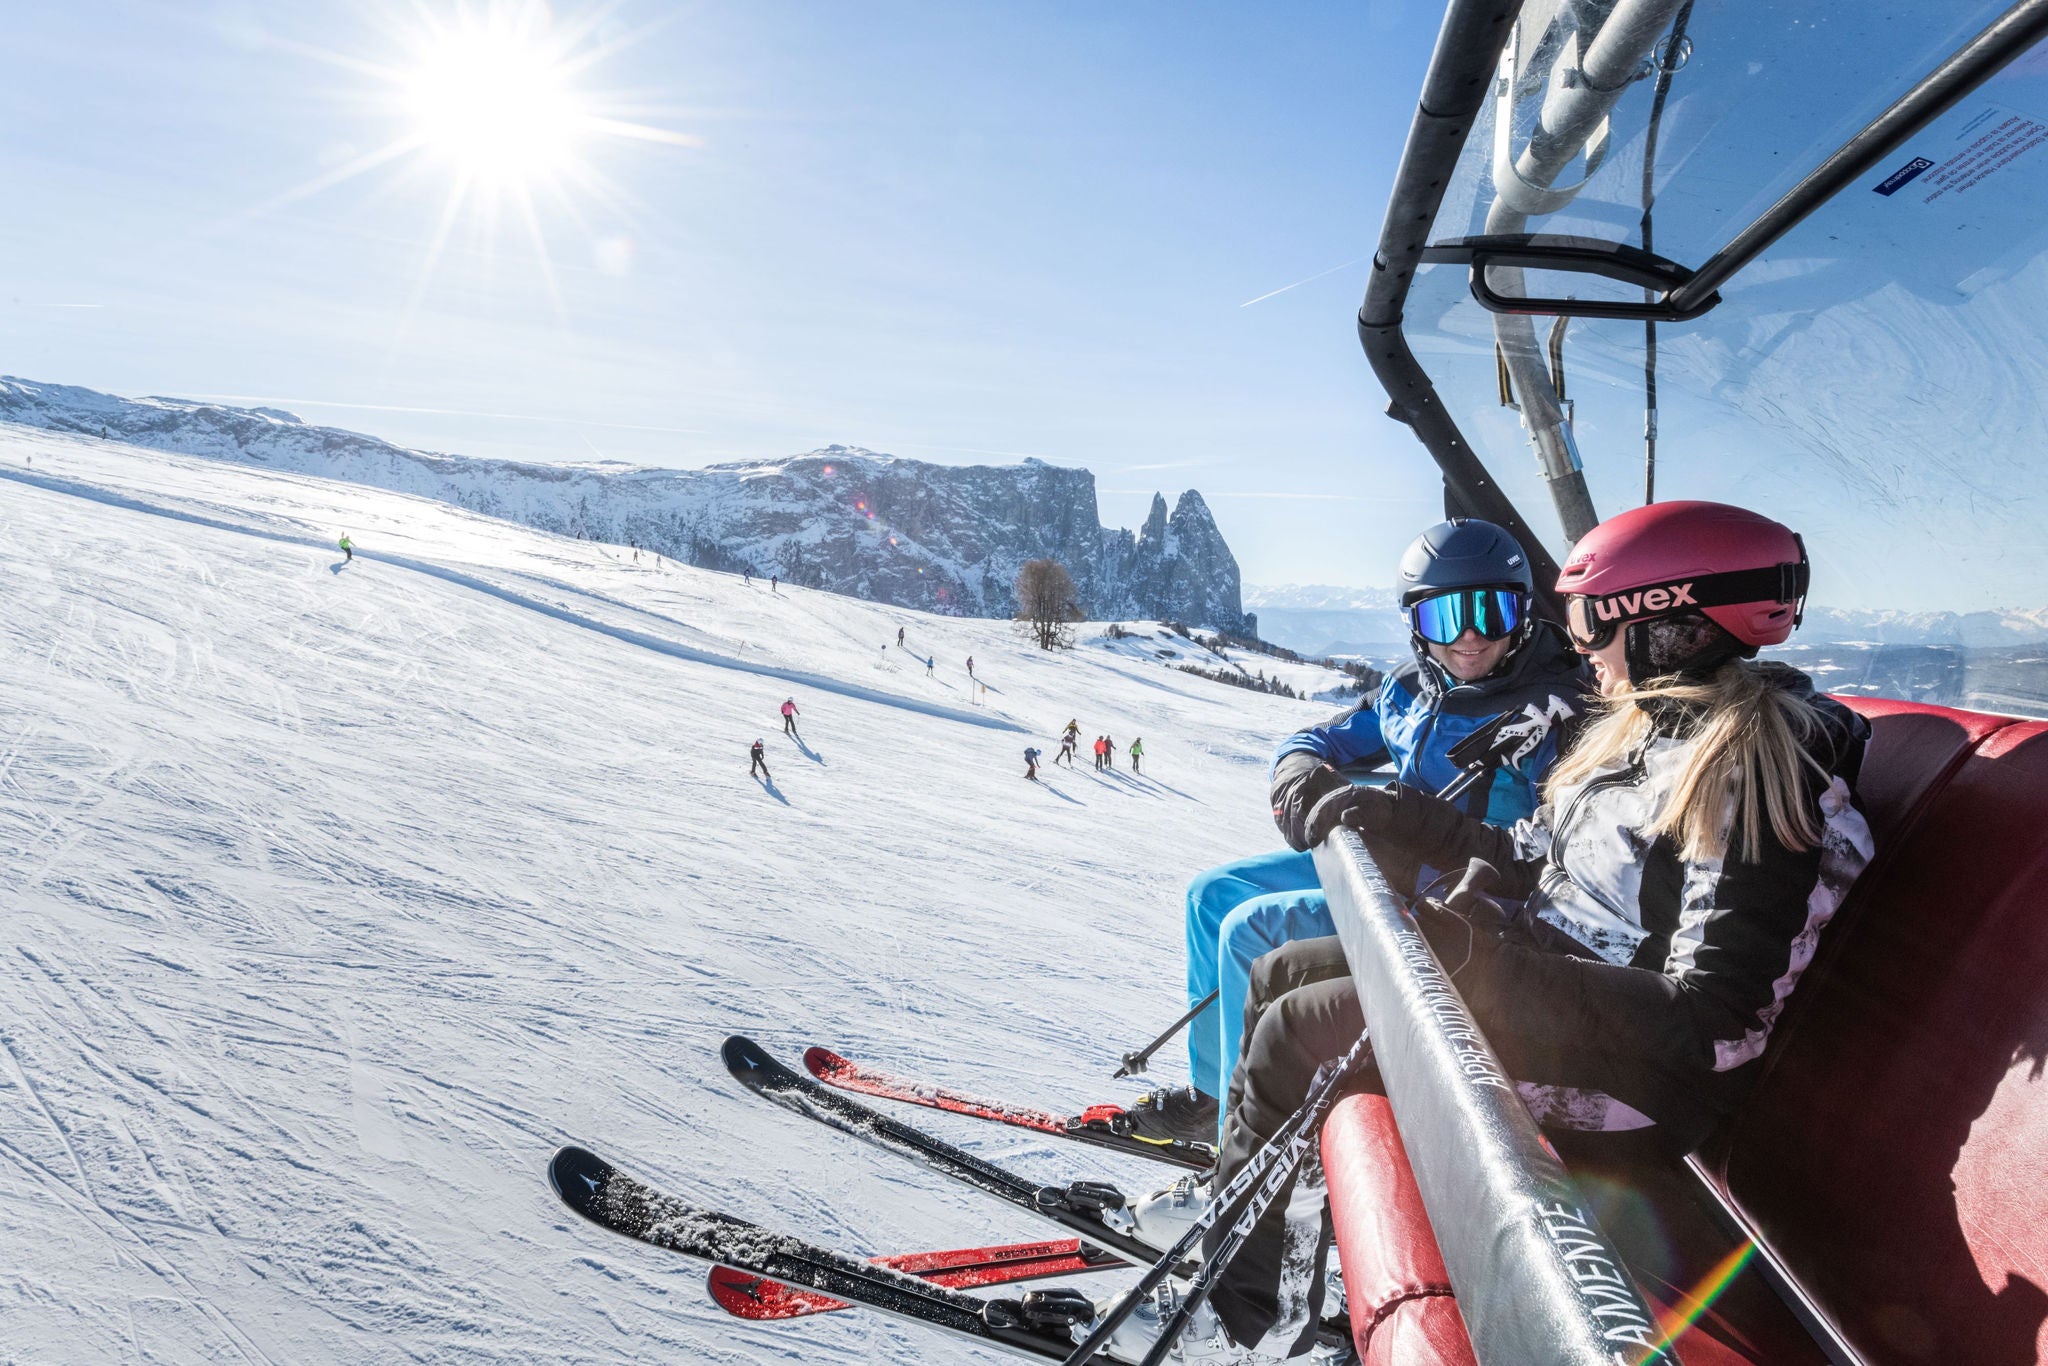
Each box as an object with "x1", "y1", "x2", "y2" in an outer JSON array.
[{"x1": 1544, "y1": 758, "x2": 1650, "y2": 919}]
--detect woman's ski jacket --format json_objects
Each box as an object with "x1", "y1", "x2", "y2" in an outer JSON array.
[{"x1": 1361, "y1": 665, "x2": 1875, "y2": 1147}]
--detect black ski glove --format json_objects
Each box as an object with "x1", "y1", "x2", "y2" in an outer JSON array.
[
  {"x1": 1271, "y1": 752, "x2": 1400, "y2": 851},
  {"x1": 1411, "y1": 859, "x2": 1510, "y2": 979}
]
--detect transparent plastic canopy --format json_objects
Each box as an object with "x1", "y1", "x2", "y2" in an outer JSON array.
[{"x1": 1408, "y1": 0, "x2": 2048, "y2": 638}]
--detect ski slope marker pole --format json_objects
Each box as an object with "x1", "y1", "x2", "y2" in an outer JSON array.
[
  {"x1": 1065, "y1": 1031, "x2": 1372, "y2": 1366},
  {"x1": 1114, "y1": 990, "x2": 1220, "y2": 1079}
]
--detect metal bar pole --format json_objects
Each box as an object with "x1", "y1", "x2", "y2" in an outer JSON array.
[
  {"x1": 1360, "y1": 0, "x2": 1574, "y2": 621},
  {"x1": 1312, "y1": 831, "x2": 1675, "y2": 1365}
]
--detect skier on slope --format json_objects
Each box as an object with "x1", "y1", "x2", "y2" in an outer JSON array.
[
  {"x1": 781, "y1": 698, "x2": 800, "y2": 736},
  {"x1": 1055, "y1": 730, "x2": 1077, "y2": 766},
  {"x1": 339, "y1": 533, "x2": 353, "y2": 562},
  {"x1": 1129, "y1": 737, "x2": 1144, "y2": 773},
  {"x1": 897, "y1": 626, "x2": 906, "y2": 646},
  {"x1": 1156, "y1": 502, "x2": 1872, "y2": 1362},
  {"x1": 749, "y1": 740, "x2": 770, "y2": 780},
  {"x1": 1121, "y1": 519, "x2": 1591, "y2": 1148},
  {"x1": 966, "y1": 656, "x2": 975, "y2": 678},
  {"x1": 1103, "y1": 735, "x2": 1116, "y2": 770},
  {"x1": 1092, "y1": 736, "x2": 1107, "y2": 771},
  {"x1": 1024, "y1": 746, "x2": 1041, "y2": 781}
]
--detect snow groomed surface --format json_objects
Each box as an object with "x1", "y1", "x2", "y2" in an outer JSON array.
[{"x1": 0, "y1": 423, "x2": 1350, "y2": 1362}]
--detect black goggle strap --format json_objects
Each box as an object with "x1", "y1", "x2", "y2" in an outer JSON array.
[{"x1": 1574, "y1": 556, "x2": 1810, "y2": 637}]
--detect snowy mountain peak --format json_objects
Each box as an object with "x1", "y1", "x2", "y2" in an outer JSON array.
[{"x1": 0, "y1": 376, "x2": 1251, "y2": 630}]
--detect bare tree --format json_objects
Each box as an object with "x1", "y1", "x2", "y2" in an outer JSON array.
[{"x1": 1014, "y1": 558, "x2": 1083, "y2": 650}]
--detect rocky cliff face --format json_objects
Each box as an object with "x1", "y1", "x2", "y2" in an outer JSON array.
[{"x1": 0, "y1": 377, "x2": 1251, "y2": 630}]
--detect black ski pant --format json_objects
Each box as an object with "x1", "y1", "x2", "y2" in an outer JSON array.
[
  {"x1": 750, "y1": 757, "x2": 769, "y2": 779},
  {"x1": 783, "y1": 716, "x2": 797, "y2": 735},
  {"x1": 1209, "y1": 935, "x2": 1689, "y2": 1353},
  {"x1": 1208, "y1": 935, "x2": 1360, "y2": 1354}
]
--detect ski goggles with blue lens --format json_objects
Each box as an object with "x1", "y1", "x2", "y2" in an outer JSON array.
[{"x1": 1408, "y1": 588, "x2": 1525, "y2": 646}]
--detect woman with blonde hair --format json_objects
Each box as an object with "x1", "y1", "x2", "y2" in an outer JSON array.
[{"x1": 1105, "y1": 502, "x2": 1877, "y2": 1362}]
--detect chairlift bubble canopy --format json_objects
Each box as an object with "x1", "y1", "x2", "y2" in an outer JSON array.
[{"x1": 1365, "y1": 0, "x2": 2048, "y2": 626}]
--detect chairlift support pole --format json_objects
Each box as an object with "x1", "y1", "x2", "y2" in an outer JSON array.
[
  {"x1": 1360, "y1": 0, "x2": 1576, "y2": 624},
  {"x1": 1639, "y1": 2, "x2": 1695, "y2": 505},
  {"x1": 1483, "y1": 0, "x2": 1695, "y2": 543}
]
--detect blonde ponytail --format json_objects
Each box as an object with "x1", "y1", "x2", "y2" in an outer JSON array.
[{"x1": 1545, "y1": 662, "x2": 1825, "y2": 863}]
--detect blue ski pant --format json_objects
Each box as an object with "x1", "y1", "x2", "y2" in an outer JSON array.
[{"x1": 1183, "y1": 850, "x2": 1334, "y2": 1116}]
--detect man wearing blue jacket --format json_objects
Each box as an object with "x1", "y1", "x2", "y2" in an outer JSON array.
[{"x1": 1128, "y1": 519, "x2": 1590, "y2": 1145}]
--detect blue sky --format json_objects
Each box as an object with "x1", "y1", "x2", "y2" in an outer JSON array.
[
  {"x1": 5, "y1": 2, "x2": 2045, "y2": 610},
  {"x1": 0, "y1": 0, "x2": 1452, "y2": 590}
]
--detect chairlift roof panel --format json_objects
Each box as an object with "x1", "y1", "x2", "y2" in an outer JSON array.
[{"x1": 1397, "y1": 0, "x2": 2048, "y2": 631}]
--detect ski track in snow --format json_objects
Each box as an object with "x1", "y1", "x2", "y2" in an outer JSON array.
[{"x1": 0, "y1": 425, "x2": 1338, "y2": 1363}]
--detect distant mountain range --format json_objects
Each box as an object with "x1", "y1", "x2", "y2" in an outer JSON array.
[
  {"x1": 1244, "y1": 584, "x2": 2048, "y2": 657},
  {"x1": 0, "y1": 377, "x2": 1250, "y2": 631}
]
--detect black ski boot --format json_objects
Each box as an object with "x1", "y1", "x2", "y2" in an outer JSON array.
[{"x1": 1125, "y1": 1085, "x2": 1220, "y2": 1146}]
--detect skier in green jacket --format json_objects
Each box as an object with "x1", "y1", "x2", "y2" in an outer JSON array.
[
  {"x1": 1129, "y1": 737, "x2": 1144, "y2": 773},
  {"x1": 339, "y1": 533, "x2": 353, "y2": 562}
]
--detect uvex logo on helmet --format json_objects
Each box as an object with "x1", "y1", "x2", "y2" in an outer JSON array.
[{"x1": 1588, "y1": 579, "x2": 1699, "y2": 623}]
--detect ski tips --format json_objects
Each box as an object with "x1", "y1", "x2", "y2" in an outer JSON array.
[
  {"x1": 803, "y1": 1045, "x2": 849, "y2": 1077},
  {"x1": 721, "y1": 1034, "x2": 780, "y2": 1082},
  {"x1": 549, "y1": 1144, "x2": 613, "y2": 1213}
]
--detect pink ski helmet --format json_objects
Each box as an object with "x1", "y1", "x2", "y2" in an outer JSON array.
[{"x1": 1558, "y1": 501, "x2": 1808, "y2": 679}]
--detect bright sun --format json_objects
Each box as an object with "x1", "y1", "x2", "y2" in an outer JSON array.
[
  {"x1": 253, "y1": 2, "x2": 698, "y2": 319},
  {"x1": 402, "y1": 18, "x2": 586, "y2": 187}
]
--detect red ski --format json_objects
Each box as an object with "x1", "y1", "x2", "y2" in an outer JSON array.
[
  {"x1": 709, "y1": 1237, "x2": 1121, "y2": 1320},
  {"x1": 803, "y1": 1046, "x2": 1215, "y2": 1171}
]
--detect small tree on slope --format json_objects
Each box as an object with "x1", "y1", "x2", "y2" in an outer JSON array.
[{"x1": 1015, "y1": 558, "x2": 1083, "y2": 650}]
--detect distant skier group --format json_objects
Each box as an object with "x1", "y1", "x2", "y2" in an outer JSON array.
[
  {"x1": 1037, "y1": 721, "x2": 1144, "y2": 778},
  {"x1": 745, "y1": 697, "x2": 807, "y2": 785},
  {"x1": 1090, "y1": 733, "x2": 1140, "y2": 772}
]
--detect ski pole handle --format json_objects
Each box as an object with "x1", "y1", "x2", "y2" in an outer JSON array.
[
  {"x1": 1114, "y1": 990, "x2": 1221, "y2": 1079},
  {"x1": 1436, "y1": 761, "x2": 1488, "y2": 804}
]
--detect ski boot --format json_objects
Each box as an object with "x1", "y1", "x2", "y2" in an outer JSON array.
[
  {"x1": 1086, "y1": 1281, "x2": 1243, "y2": 1363},
  {"x1": 1121, "y1": 1085, "x2": 1221, "y2": 1146},
  {"x1": 1104, "y1": 1171, "x2": 1211, "y2": 1253}
]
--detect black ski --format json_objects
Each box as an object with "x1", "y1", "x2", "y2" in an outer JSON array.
[
  {"x1": 549, "y1": 1144, "x2": 1084, "y2": 1361},
  {"x1": 723, "y1": 1035, "x2": 1183, "y2": 1272}
]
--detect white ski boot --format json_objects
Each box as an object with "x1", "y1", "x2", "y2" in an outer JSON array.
[
  {"x1": 1086, "y1": 1281, "x2": 1243, "y2": 1363},
  {"x1": 1105, "y1": 1172, "x2": 1212, "y2": 1253}
]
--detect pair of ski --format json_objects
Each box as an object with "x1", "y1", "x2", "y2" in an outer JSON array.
[
  {"x1": 555, "y1": 1034, "x2": 1368, "y2": 1362},
  {"x1": 554, "y1": 1037, "x2": 1206, "y2": 1361}
]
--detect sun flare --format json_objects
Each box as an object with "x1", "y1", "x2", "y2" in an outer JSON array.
[
  {"x1": 250, "y1": 1, "x2": 699, "y2": 325},
  {"x1": 402, "y1": 18, "x2": 585, "y2": 187}
]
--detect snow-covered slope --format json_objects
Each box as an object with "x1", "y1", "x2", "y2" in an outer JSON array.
[{"x1": 0, "y1": 424, "x2": 1328, "y2": 1363}]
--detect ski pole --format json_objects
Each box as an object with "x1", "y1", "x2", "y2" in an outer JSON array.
[
  {"x1": 1113, "y1": 990, "x2": 1220, "y2": 1080},
  {"x1": 1064, "y1": 1031, "x2": 1372, "y2": 1366},
  {"x1": 1436, "y1": 758, "x2": 1492, "y2": 805}
]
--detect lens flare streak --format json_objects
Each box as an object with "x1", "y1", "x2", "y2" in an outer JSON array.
[{"x1": 1649, "y1": 1239, "x2": 1759, "y2": 1353}]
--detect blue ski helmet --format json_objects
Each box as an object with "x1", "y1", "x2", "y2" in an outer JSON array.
[
  {"x1": 1398, "y1": 519, "x2": 1536, "y2": 671},
  {"x1": 1397, "y1": 519, "x2": 1535, "y2": 606}
]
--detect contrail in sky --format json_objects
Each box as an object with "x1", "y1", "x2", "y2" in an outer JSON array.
[{"x1": 1239, "y1": 256, "x2": 1369, "y2": 308}]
